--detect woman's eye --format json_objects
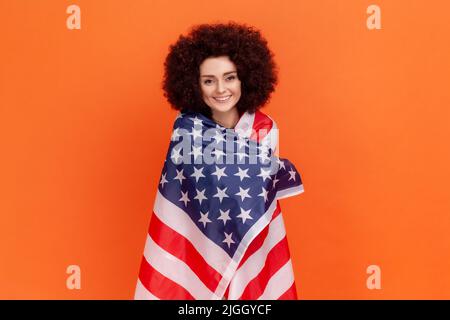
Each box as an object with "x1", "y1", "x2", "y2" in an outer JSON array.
[{"x1": 203, "y1": 76, "x2": 236, "y2": 85}]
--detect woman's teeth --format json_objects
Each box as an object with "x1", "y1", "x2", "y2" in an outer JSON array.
[{"x1": 214, "y1": 95, "x2": 231, "y2": 102}]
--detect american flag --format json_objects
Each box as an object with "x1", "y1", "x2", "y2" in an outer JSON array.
[{"x1": 134, "y1": 110, "x2": 304, "y2": 300}]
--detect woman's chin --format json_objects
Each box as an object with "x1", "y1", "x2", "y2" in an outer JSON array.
[{"x1": 210, "y1": 102, "x2": 237, "y2": 113}]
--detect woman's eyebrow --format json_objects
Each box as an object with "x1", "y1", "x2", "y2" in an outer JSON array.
[{"x1": 200, "y1": 71, "x2": 237, "y2": 78}]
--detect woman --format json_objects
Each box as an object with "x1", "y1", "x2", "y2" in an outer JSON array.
[{"x1": 135, "y1": 22, "x2": 304, "y2": 300}]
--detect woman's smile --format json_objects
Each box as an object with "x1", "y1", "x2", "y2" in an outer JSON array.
[{"x1": 213, "y1": 95, "x2": 232, "y2": 102}]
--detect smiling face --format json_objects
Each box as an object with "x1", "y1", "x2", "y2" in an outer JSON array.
[{"x1": 199, "y1": 56, "x2": 242, "y2": 115}]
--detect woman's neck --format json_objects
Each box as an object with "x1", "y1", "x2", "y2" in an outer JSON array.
[{"x1": 212, "y1": 107, "x2": 240, "y2": 129}]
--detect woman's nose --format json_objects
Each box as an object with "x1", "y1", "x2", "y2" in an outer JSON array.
[{"x1": 216, "y1": 80, "x2": 226, "y2": 93}]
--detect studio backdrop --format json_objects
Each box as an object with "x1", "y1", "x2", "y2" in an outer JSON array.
[{"x1": 1, "y1": 0, "x2": 450, "y2": 299}]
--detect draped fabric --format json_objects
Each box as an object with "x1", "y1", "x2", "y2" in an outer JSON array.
[{"x1": 134, "y1": 110, "x2": 304, "y2": 300}]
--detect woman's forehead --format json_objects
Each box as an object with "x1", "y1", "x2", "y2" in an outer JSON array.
[{"x1": 199, "y1": 56, "x2": 237, "y2": 75}]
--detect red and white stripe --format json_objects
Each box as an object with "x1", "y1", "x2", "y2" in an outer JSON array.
[{"x1": 134, "y1": 110, "x2": 303, "y2": 300}]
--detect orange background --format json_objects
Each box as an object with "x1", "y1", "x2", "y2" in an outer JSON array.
[{"x1": 1, "y1": 0, "x2": 450, "y2": 299}]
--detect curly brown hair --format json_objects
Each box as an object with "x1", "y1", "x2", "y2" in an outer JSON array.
[{"x1": 162, "y1": 22, "x2": 278, "y2": 118}]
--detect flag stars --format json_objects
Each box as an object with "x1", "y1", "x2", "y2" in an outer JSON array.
[
  {"x1": 234, "y1": 167, "x2": 250, "y2": 181},
  {"x1": 257, "y1": 168, "x2": 272, "y2": 181},
  {"x1": 213, "y1": 186, "x2": 229, "y2": 203},
  {"x1": 272, "y1": 177, "x2": 280, "y2": 188},
  {"x1": 211, "y1": 166, "x2": 227, "y2": 181},
  {"x1": 288, "y1": 168, "x2": 297, "y2": 181},
  {"x1": 212, "y1": 148, "x2": 225, "y2": 161},
  {"x1": 236, "y1": 137, "x2": 248, "y2": 149},
  {"x1": 190, "y1": 127, "x2": 203, "y2": 140},
  {"x1": 258, "y1": 144, "x2": 270, "y2": 155},
  {"x1": 171, "y1": 147, "x2": 182, "y2": 164},
  {"x1": 258, "y1": 187, "x2": 269, "y2": 202},
  {"x1": 235, "y1": 186, "x2": 252, "y2": 201},
  {"x1": 258, "y1": 152, "x2": 271, "y2": 164},
  {"x1": 158, "y1": 114, "x2": 305, "y2": 256},
  {"x1": 171, "y1": 128, "x2": 181, "y2": 141},
  {"x1": 173, "y1": 168, "x2": 186, "y2": 184},
  {"x1": 194, "y1": 188, "x2": 207, "y2": 205},
  {"x1": 198, "y1": 211, "x2": 211, "y2": 228},
  {"x1": 159, "y1": 172, "x2": 168, "y2": 188},
  {"x1": 179, "y1": 190, "x2": 190, "y2": 207},
  {"x1": 277, "y1": 158, "x2": 286, "y2": 171},
  {"x1": 236, "y1": 152, "x2": 249, "y2": 162},
  {"x1": 257, "y1": 146, "x2": 271, "y2": 163},
  {"x1": 213, "y1": 131, "x2": 226, "y2": 144},
  {"x1": 223, "y1": 232, "x2": 235, "y2": 248},
  {"x1": 237, "y1": 208, "x2": 253, "y2": 224},
  {"x1": 190, "y1": 116, "x2": 203, "y2": 127},
  {"x1": 218, "y1": 209, "x2": 231, "y2": 226},
  {"x1": 189, "y1": 145, "x2": 203, "y2": 161},
  {"x1": 191, "y1": 166, "x2": 205, "y2": 182}
]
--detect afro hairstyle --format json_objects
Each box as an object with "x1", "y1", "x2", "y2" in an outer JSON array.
[{"x1": 162, "y1": 22, "x2": 278, "y2": 118}]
